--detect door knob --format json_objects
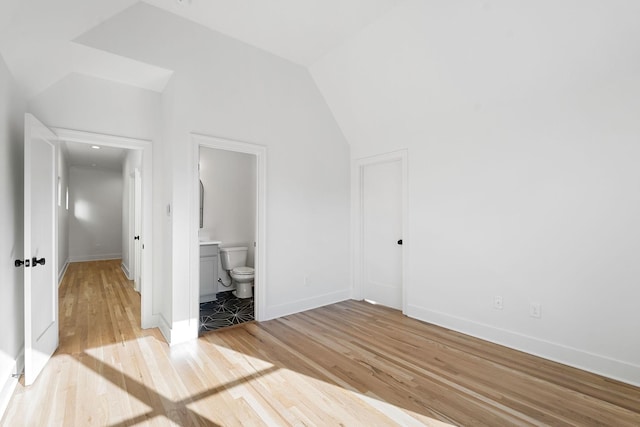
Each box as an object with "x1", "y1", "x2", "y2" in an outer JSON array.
[
  {"x1": 32, "y1": 257, "x2": 46, "y2": 266},
  {"x1": 397, "y1": 239, "x2": 403, "y2": 245},
  {"x1": 15, "y1": 259, "x2": 30, "y2": 267},
  {"x1": 134, "y1": 236, "x2": 140, "y2": 240}
]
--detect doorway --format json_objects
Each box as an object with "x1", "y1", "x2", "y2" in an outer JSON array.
[
  {"x1": 353, "y1": 150, "x2": 408, "y2": 312},
  {"x1": 190, "y1": 134, "x2": 266, "y2": 337},
  {"x1": 21, "y1": 115, "x2": 154, "y2": 385},
  {"x1": 53, "y1": 127, "x2": 153, "y2": 327},
  {"x1": 198, "y1": 146, "x2": 256, "y2": 332}
]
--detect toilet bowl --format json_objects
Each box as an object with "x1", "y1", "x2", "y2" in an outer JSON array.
[
  {"x1": 220, "y1": 246, "x2": 254, "y2": 299},
  {"x1": 230, "y1": 266, "x2": 254, "y2": 298}
]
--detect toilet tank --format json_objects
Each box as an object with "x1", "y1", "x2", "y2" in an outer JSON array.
[{"x1": 219, "y1": 246, "x2": 248, "y2": 270}]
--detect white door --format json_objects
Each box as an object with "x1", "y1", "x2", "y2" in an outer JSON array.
[
  {"x1": 362, "y1": 159, "x2": 403, "y2": 309},
  {"x1": 133, "y1": 168, "x2": 142, "y2": 292},
  {"x1": 23, "y1": 114, "x2": 58, "y2": 386}
]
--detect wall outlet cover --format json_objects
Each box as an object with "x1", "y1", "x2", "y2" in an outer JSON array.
[
  {"x1": 494, "y1": 295, "x2": 503, "y2": 310},
  {"x1": 530, "y1": 302, "x2": 541, "y2": 318}
]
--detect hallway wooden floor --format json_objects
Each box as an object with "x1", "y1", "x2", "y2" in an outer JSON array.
[{"x1": 2, "y1": 260, "x2": 640, "y2": 426}]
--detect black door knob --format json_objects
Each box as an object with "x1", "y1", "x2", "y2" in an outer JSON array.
[
  {"x1": 397, "y1": 239, "x2": 403, "y2": 245},
  {"x1": 134, "y1": 236, "x2": 140, "y2": 240},
  {"x1": 15, "y1": 259, "x2": 26, "y2": 267},
  {"x1": 32, "y1": 257, "x2": 46, "y2": 266}
]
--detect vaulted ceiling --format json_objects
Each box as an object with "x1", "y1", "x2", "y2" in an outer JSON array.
[{"x1": 0, "y1": 0, "x2": 401, "y2": 98}]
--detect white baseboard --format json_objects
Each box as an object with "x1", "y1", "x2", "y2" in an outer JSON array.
[
  {"x1": 265, "y1": 289, "x2": 351, "y2": 321},
  {"x1": 68, "y1": 253, "x2": 122, "y2": 263},
  {"x1": 121, "y1": 262, "x2": 132, "y2": 280},
  {"x1": 58, "y1": 259, "x2": 69, "y2": 286},
  {"x1": 406, "y1": 304, "x2": 640, "y2": 388},
  {"x1": 141, "y1": 312, "x2": 160, "y2": 331},
  {"x1": 167, "y1": 318, "x2": 199, "y2": 346},
  {"x1": 0, "y1": 347, "x2": 23, "y2": 421},
  {"x1": 157, "y1": 313, "x2": 172, "y2": 344},
  {"x1": 156, "y1": 313, "x2": 199, "y2": 347}
]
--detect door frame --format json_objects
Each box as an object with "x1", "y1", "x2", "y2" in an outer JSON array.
[
  {"x1": 52, "y1": 127, "x2": 154, "y2": 328},
  {"x1": 352, "y1": 150, "x2": 409, "y2": 313},
  {"x1": 190, "y1": 133, "x2": 267, "y2": 330}
]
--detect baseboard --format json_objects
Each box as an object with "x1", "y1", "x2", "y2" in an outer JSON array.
[
  {"x1": 406, "y1": 304, "x2": 640, "y2": 387},
  {"x1": 157, "y1": 313, "x2": 172, "y2": 344},
  {"x1": 167, "y1": 318, "x2": 199, "y2": 346},
  {"x1": 58, "y1": 259, "x2": 69, "y2": 286},
  {"x1": 157, "y1": 313, "x2": 198, "y2": 347},
  {"x1": 121, "y1": 262, "x2": 132, "y2": 280},
  {"x1": 265, "y1": 289, "x2": 351, "y2": 321},
  {"x1": 68, "y1": 253, "x2": 122, "y2": 262},
  {"x1": 141, "y1": 312, "x2": 160, "y2": 331},
  {"x1": 0, "y1": 347, "x2": 23, "y2": 421}
]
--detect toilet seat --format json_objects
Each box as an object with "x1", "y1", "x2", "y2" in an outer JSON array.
[{"x1": 232, "y1": 266, "x2": 254, "y2": 276}]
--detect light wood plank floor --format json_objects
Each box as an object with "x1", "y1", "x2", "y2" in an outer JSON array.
[{"x1": 3, "y1": 260, "x2": 639, "y2": 426}]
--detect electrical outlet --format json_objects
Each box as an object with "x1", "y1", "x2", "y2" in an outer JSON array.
[
  {"x1": 530, "y1": 302, "x2": 541, "y2": 318},
  {"x1": 493, "y1": 295, "x2": 503, "y2": 310}
]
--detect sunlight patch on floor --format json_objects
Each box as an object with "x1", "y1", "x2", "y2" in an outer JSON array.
[{"x1": 32, "y1": 337, "x2": 454, "y2": 426}]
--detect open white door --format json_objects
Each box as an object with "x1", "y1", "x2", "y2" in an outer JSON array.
[
  {"x1": 133, "y1": 168, "x2": 142, "y2": 292},
  {"x1": 23, "y1": 114, "x2": 58, "y2": 386}
]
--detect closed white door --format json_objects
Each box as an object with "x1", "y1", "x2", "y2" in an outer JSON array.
[
  {"x1": 23, "y1": 114, "x2": 58, "y2": 386},
  {"x1": 362, "y1": 159, "x2": 403, "y2": 309}
]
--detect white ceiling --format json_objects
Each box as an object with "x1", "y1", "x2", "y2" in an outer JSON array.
[
  {"x1": 141, "y1": 0, "x2": 401, "y2": 66},
  {"x1": 0, "y1": 0, "x2": 401, "y2": 98},
  {"x1": 62, "y1": 141, "x2": 127, "y2": 171}
]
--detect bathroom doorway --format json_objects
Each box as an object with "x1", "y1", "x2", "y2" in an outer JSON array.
[
  {"x1": 198, "y1": 147, "x2": 256, "y2": 332},
  {"x1": 190, "y1": 134, "x2": 267, "y2": 335}
]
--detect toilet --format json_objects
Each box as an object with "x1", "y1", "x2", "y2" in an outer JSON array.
[{"x1": 219, "y1": 246, "x2": 254, "y2": 298}]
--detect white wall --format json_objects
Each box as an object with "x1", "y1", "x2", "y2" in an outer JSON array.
[
  {"x1": 311, "y1": 0, "x2": 640, "y2": 385},
  {"x1": 57, "y1": 149, "x2": 70, "y2": 282},
  {"x1": 0, "y1": 53, "x2": 26, "y2": 416},
  {"x1": 68, "y1": 166, "x2": 123, "y2": 261},
  {"x1": 76, "y1": 3, "x2": 352, "y2": 342},
  {"x1": 199, "y1": 147, "x2": 256, "y2": 274}
]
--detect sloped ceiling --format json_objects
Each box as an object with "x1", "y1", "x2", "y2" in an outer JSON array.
[
  {"x1": 0, "y1": 0, "x2": 173, "y2": 97},
  {"x1": 141, "y1": 0, "x2": 401, "y2": 66},
  {"x1": 0, "y1": 0, "x2": 401, "y2": 98},
  {"x1": 310, "y1": 0, "x2": 640, "y2": 155}
]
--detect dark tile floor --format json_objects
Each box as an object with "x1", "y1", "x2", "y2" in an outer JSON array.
[{"x1": 199, "y1": 290, "x2": 254, "y2": 334}]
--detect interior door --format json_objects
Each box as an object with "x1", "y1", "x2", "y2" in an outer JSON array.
[
  {"x1": 362, "y1": 159, "x2": 403, "y2": 310},
  {"x1": 133, "y1": 168, "x2": 142, "y2": 292},
  {"x1": 23, "y1": 114, "x2": 58, "y2": 386}
]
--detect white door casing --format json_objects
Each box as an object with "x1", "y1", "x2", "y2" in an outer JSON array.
[
  {"x1": 23, "y1": 114, "x2": 58, "y2": 386},
  {"x1": 353, "y1": 150, "x2": 408, "y2": 312}
]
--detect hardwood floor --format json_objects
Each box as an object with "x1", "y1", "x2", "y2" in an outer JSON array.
[{"x1": 3, "y1": 259, "x2": 639, "y2": 426}]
